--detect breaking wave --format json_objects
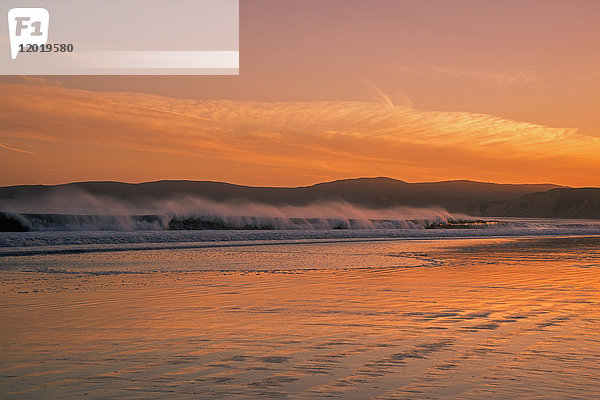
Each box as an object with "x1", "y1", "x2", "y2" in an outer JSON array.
[
  {"x1": 0, "y1": 207, "x2": 474, "y2": 232},
  {"x1": 0, "y1": 187, "x2": 485, "y2": 232},
  {"x1": 0, "y1": 192, "x2": 480, "y2": 232}
]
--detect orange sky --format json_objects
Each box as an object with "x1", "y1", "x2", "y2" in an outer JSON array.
[{"x1": 1, "y1": 0, "x2": 599, "y2": 187}]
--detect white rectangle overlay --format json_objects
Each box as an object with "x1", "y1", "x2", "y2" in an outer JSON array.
[{"x1": 1, "y1": 0, "x2": 239, "y2": 75}]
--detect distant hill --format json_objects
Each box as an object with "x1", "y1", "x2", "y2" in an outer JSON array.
[
  {"x1": 469, "y1": 188, "x2": 600, "y2": 219},
  {"x1": 0, "y1": 177, "x2": 563, "y2": 212}
]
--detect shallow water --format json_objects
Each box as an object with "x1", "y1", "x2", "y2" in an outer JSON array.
[{"x1": 1, "y1": 233, "x2": 600, "y2": 399}]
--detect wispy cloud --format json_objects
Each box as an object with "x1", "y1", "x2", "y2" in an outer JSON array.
[
  {"x1": 365, "y1": 83, "x2": 412, "y2": 108},
  {"x1": 0, "y1": 82, "x2": 598, "y2": 186},
  {"x1": 16, "y1": 76, "x2": 63, "y2": 87},
  {"x1": 392, "y1": 63, "x2": 543, "y2": 87},
  {"x1": 0, "y1": 143, "x2": 35, "y2": 155},
  {"x1": 579, "y1": 69, "x2": 600, "y2": 81}
]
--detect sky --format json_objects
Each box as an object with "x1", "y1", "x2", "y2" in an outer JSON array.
[{"x1": 1, "y1": 0, "x2": 599, "y2": 187}]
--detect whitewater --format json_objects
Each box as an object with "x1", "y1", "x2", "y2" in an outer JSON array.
[{"x1": 1, "y1": 217, "x2": 600, "y2": 259}]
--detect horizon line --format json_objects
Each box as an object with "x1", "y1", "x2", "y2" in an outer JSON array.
[{"x1": 0, "y1": 176, "x2": 576, "y2": 190}]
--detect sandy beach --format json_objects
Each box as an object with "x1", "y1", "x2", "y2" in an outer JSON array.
[{"x1": 2, "y1": 235, "x2": 599, "y2": 399}]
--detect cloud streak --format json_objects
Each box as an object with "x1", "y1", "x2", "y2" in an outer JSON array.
[
  {"x1": 0, "y1": 143, "x2": 35, "y2": 155},
  {"x1": 393, "y1": 63, "x2": 543, "y2": 87}
]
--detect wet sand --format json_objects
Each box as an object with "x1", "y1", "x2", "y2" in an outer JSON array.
[{"x1": 1, "y1": 236, "x2": 600, "y2": 399}]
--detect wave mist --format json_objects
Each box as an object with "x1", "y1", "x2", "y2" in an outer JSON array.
[{"x1": 0, "y1": 191, "x2": 466, "y2": 232}]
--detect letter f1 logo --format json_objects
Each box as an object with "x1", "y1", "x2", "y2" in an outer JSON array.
[{"x1": 8, "y1": 8, "x2": 49, "y2": 59}]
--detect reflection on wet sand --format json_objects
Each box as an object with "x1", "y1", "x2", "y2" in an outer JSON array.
[{"x1": 1, "y1": 236, "x2": 600, "y2": 399}]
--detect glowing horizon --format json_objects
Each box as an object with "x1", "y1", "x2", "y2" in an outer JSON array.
[{"x1": 0, "y1": 82, "x2": 598, "y2": 187}]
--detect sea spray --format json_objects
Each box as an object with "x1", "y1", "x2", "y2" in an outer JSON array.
[{"x1": 0, "y1": 191, "x2": 465, "y2": 231}]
